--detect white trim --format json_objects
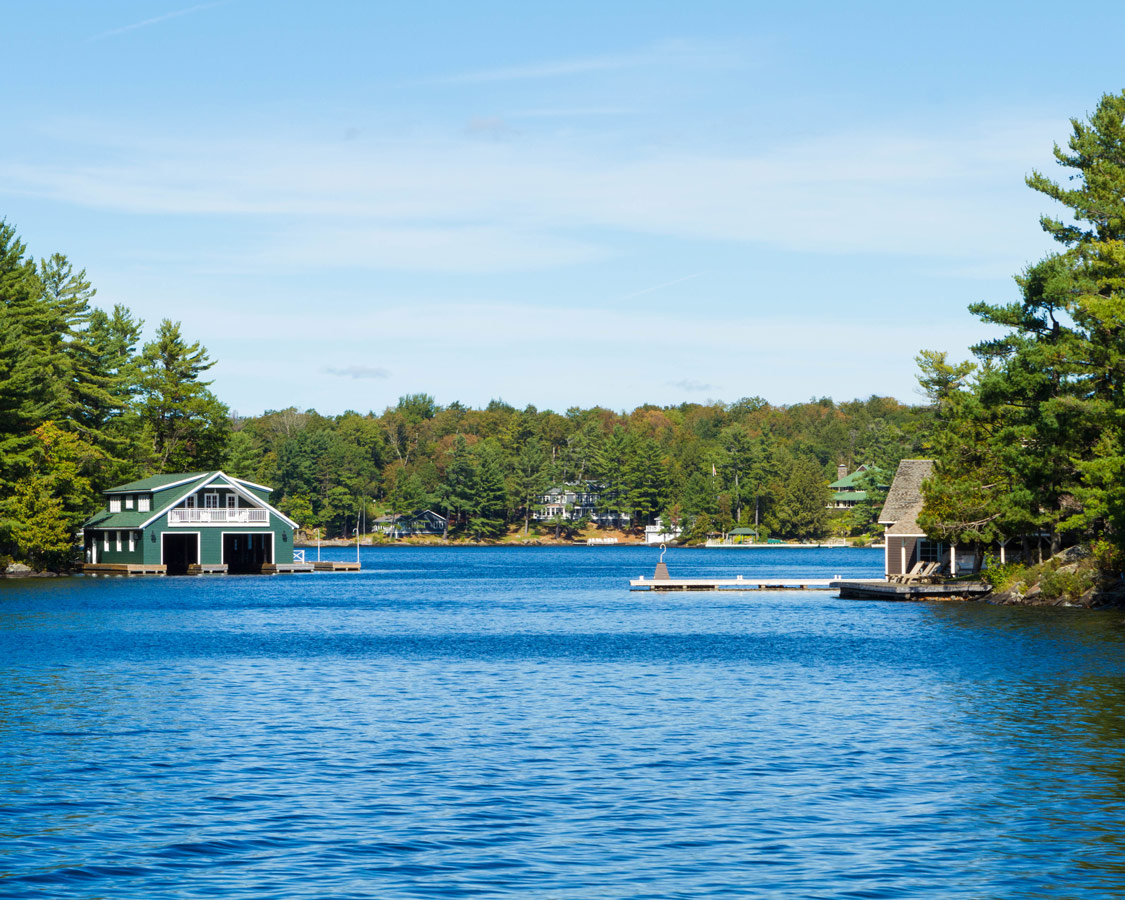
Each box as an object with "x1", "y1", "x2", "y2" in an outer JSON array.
[
  {"x1": 233, "y1": 477, "x2": 273, "y2": 492},
  {"x1": 160, "y1": 531, "x2": 200, "y2": 566},
  {"x1": 134, "y1": 471, "x2": 299, "y2": 530},
  {"x1": 169, "y1": 508, "x2": 269, "y2": 525}
]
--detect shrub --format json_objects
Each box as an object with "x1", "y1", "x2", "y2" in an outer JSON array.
[
  {"x1": 982, "y1": 559, "x2": 1030, "y2": 592},
  {"x1": 1039, "y1": 567, "x2": 1094, "y2": 602}
]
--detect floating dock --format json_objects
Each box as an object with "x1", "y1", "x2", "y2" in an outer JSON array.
[
  {"x1": 312, "y1": 560, "x2": 361, "y2": 572},
  {"x1": 630, "y1": 575, "x2": 884, "y2": 591}
]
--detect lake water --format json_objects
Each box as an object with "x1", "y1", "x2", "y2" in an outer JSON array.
[{"x1": 3, "y1": 546, "x2": 1125, "y2": 898}]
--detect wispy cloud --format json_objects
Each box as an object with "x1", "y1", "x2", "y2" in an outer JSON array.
[
  {"x1": 668, "y1": 379, "x2": 716, "y2": 393},
  {"x1": 323, "y1": 365, "x2": 391, "y2": 380},
  {"x1": 88, "y1": 1, "x2": 229, "y2": 42},
  {"x1": 428, "y1": 40, "x2": 732, "y2": 84},
  {"x1": 512, "y1": 107, "x2": 634, "y2": 119},
  {"x1": 0, "y1": 115, "x2": 1058, "y2": 271},
  {"x1": 618, "y1": 272, "x2": 705, "y2": 302}
]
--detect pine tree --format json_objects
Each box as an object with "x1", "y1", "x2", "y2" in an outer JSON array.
[
  {"x1": 511, "y1": 438, "x2": 550, "y2": 534},
  {"x1": 624, "y1": 435, "x2": 666, "y2": 526},
  {"x1": 774, "y1": 458, "x2": 829, "y2": 541},
  {"x1": 438, "y1": 435, "x2": 478, "y2": 535},
  {"x1": 139, "y1": 319, "x2": 229, "y2": 472},
  {"x1": 468, "y1": 441, "x2": 507, "y2": 539}
]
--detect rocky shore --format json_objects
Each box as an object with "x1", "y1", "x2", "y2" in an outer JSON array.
[{"x1": 985, "y1": 547, "x2": 1125, "y2": 609}]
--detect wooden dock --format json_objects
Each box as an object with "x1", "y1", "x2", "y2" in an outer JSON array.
[
  {"x1": 77, "y1": 561, "x2": 355, "y2": 576},
  {"x1": 187, "y1": 563, "x2": 228, "y2": 575},
  {"x1": 831, "y1": 580, "x2": 990, "y2": 600},
  {"x1": 630, "y1": 575, "x2": 884, "y2": 592},
  {"x1": 312, "y1": 560, "x2": 361, "y2": 572},
  {"x1": 78, "y1": 563, "x2": 167, "y2": 576},
  {"x1": 262, "y1": 562, "x2": 316, "y2": 574}
]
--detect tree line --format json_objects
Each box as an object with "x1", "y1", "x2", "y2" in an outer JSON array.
[
  {"x1": 226, "y1": 393, "x2": 929, "y2": 543},
  {"x1": 0, "y1": 217, "x2": 933, "y2": 565}
]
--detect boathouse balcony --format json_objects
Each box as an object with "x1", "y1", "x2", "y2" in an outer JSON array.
[{"x1": 168, "y1": 508, "x2": 269, "y2": 525}]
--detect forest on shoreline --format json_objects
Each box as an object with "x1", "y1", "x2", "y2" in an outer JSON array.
[
  {"x1": 5, "y1": 90, "x2": 1125, "y2": 579},
  {"x1": 0, "y1": 215, "x2": 932, "y2": 568}
]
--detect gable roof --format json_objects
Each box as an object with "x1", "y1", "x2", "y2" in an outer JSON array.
[
  {"x1": 878, "y1": 459, "x2": 935, "y2": 534},
  {"x1": 829, "y1": 464, "x2": 885, "y2": 490},
  {"x1": 83, "y1": 471, "x2": 298, "y2": 530}
]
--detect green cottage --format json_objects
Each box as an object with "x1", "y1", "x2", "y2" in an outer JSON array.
[{"x1": 80, "y1": 472, "x2": 299, "y2": 575}]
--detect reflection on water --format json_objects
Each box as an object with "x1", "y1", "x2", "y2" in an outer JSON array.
[{"x1": 2, "y1": 547, "x2": 1125, "y2": 899}]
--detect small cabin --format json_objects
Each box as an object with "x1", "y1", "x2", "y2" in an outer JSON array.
[
  {"x1": 879, "y1": 459, "x2": 981, "y2": 578},
  {"x1": 80, "y1": 472, "x2": 298, "y2": 574}
]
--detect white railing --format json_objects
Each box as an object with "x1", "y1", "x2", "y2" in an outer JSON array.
[{"x1": 168, "y1": 508, "x2": 269, "y2": 525}]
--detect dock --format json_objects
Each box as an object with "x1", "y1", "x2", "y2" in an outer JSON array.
[
  {"x1": 261, "y1": 562, "x2": 315, "y2": 574},
  {"x1": 78, "y1": 563, "x2": 167, "y2": 576},
  {"x1": 312, "y1": 560, "x2": 361, "y2": 572},
  {"x1": 187, "y1": 563, "x2": 228, "y2": 575},
  {"x1": 77, "y1": 561, "x2": 356, "y2": 576},
  {"x1": 831, "y1": 580, "x2": 990, "y2": 600},
  {"x1": 630, "y1": 575, "x2": 884, "y2": 591}
]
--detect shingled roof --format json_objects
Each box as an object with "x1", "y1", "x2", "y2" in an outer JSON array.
[{"x1": 878, "y1": 459, "x2": 935, "y2": 535}]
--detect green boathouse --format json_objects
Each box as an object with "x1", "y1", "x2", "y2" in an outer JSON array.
[{"x1": 80, "y1": 472, "x2": 299, "y2": 575}]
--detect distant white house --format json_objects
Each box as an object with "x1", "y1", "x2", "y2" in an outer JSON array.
[
  {"x1": 644, "y1": 517, "x2": 682, "y2": 545},
  {"x1": 535, "y1": 483, "x2": 630, "y2": 527},
  {"x1": 374, "y1": 509, "x2": 447, "y2": 537}
]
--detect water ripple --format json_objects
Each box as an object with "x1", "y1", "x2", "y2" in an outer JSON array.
[{"x1": 2, "y1": 547, "x2": 1125, "y2": 898}]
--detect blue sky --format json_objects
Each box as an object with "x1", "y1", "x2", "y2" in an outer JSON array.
[{"x1": 2, "y1": 1, "x2": 1122, "y2": 415}]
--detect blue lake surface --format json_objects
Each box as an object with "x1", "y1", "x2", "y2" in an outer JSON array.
[{"x1": 3, "y1": 545, "x2": 1125, "y2": 898}]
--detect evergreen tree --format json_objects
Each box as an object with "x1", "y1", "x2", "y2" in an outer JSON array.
[
  {"x1": 774, "y1": 458, "x2": 829, "y2": 541},
  {"x1": 923, "y1": 91, "x2": 1125, "y2": 561},
  {"x1": 139, "y1": 319, "x2": 229, "y2": 471},
  {"x1": 438, "y1": 434, "x2": 477, "y2": 535},
  {"x1": 625, "y1": 435, "x2": 666, "y2": 526},
  {"x1": 511, "y1": 438, "x2": 550, "y2": 535},
  {"x1": 468, "y1": 441, "x2": 507, "y2": 539}
]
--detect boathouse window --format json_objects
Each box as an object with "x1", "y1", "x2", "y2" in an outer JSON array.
[
  {"x1": 116, "y1": 530, "x2": 122, "y2": 552},
  {"x1": 125, "y1": 495, "x2": 134, "y2": 509},
  {"x1": 128, "y1": 531, "x2": 135, "y2": 552},
  {"x1": 185, "y1": 495, "x2": 196, "y2": 509},
  {"x1": 226, "y1": 494, "x2": 237, "y2": 509},
  {"x1": 919, "y1": 540, "x2": 941, "y2": 563},
  {"x1": 204, "y1": 493, "x2": 219, "y2": 508},
  {"x1": 103, "y1": 532, "x2": 110, "y2": 551},
  {"x1": 138, "y1": 496, "x2": 151, "y2": 512},
  {"x1": 109, "y1": 498, "x2": 121, "y2": 513}
]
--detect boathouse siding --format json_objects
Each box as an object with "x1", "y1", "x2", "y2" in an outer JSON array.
[{"x1": 81, "y1": 472, "x2": 297, "y2": 571}]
